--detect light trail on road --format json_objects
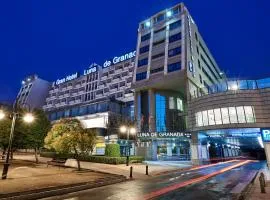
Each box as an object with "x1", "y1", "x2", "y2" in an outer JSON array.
[{"x1": 144, "y1": 160, "x2": 252, "y2": 200}]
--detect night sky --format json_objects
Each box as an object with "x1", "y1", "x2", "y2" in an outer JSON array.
[{"x1": 0, "y1": 0, "x2": 269, "y2": 102}]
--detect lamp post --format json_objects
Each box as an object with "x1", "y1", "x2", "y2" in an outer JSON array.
[
  {"x1": 120, "y1": 125, "x2": 136, "y2": 166},
  {"x1": 0, "y1": 102, "x2": 34, "y2": 180}
]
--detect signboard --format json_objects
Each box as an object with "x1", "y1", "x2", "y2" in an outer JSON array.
[
  {"x1": 261, "y1": 129, "x2": 270, "y2": 143},
  {"x1": 55, "y1": 72, "x2": 79, "y2": 86},
  {"x1": 103, "y1": 51, "x2": 136, "y2": 68},
  {"x1": 83, "y1": 66, "x2": 97, "y2": 76},
  {"x1": 137, "y1": 132, "x2": 185, "y2": 138}
]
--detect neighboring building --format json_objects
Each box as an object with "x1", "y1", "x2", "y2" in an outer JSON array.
[
  {"x1": 133, "y1": 3, "x2": 225, "y2": 161},
  {"x1": 42, "y1": 52, "x2": 136, "y2": 154},
  {"x1": 17, "y1": 75, "x2": 51, "y2": 109}
]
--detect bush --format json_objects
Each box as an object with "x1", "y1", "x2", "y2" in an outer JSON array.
[
  {"x1": 105, "y1": 144, "x2": 120, "y2": 157},
  {"x1": 40, "y1": 151, "x2": 144, "y2": 165}
]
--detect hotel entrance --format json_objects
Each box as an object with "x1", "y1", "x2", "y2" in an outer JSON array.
[
  {"x1": 157, "y1": 139, "x2": 190, "y2": 161},
  {"x1": 136, "y1": 133, "x2": 191, "y2": 161}
]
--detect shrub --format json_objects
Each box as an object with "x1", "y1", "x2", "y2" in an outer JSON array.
[
  {"x1": 40, "y1": 151, "x2": 144, "y2": 165},
  {"x1": 105, "y1": 143, "x2": 120, "y2": 157}
]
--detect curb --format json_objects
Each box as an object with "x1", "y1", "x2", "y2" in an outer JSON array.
[{"x1": 0, "y1": 175, "x2": 126, "y2": 200}]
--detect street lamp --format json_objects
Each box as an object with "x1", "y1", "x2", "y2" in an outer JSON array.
[
  {"x1": 120, "y1": 125, "x2": 136, "y2": 166},
  {"x1": 1, "y1": 103, "x2": 34, "y2": 180}
]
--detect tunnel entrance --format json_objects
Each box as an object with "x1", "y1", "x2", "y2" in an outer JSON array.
[{"x1": 199, "y1": 128, "x2": 266, "y2": 162}]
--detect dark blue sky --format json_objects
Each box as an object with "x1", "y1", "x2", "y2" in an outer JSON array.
[{"x1": 0, "y1": 0, "x2": 269, "y2": 102}]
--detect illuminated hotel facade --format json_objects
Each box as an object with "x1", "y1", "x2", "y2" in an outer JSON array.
[{"x1": 16, "y1": 3, "x2": 270, "y2": 165}]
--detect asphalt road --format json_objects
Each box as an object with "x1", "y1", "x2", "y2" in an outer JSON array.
[{"x1": 41, "y1": 160, "x2": 265, "y2": 200}]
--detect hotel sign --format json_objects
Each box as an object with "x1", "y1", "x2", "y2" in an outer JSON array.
[
  {"x1": 55, "y1": 72, "x2": 79, "y2": 86},
  {"x1": 137, "y1": 132, "x2": 185, "y2": 138},
  {"x1": 103, "y1": 51, "x2": 136, "y2": 68},
  {"x1": 261, "y1": 129, "x2": 270, "y2": 143}
]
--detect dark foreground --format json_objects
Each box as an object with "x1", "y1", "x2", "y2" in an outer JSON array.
[{"x1": 41, "y1": 160, "x2": 266, "y2": 200}]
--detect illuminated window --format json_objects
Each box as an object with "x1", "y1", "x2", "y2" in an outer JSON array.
[
  {"x1": 208, "y1": 109, "x2": 215, "y2": 125},
  {"x1": 236, "y1": 106, "x2": 246, "y2": 123},
  {"x1": 169, "y1": 97, "x2": 175, "y2": 109},
  {"x1": 221, "y1": 108, "x2": 230, "y2": 124},
  {"x1": 202, "y1": 111, "x2": 208, "y2": 126},
  {"x1": 244, "y1": 106, "x2": 255, "y2": 123},
  {"x1": 229, "y1": 107, "x2": 238, "y2": 123},
  {"x1": 177, "y1": 98, "x2": 183, "y2": 111},
  {"x1": 214, "y1": 108, "x2": 222, "y2": 125},
  {"x1": 196, "y1": 112, "x2": 203, "y2": 127},
  {"x1": 195, "y1": 106, "x2": 256, "y2": 127}
]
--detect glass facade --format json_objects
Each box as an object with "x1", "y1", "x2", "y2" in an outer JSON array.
[
  {"x1": 194, "y1": 78, "x2": 270, "y2": 98},
  {"x1": 155, "y1": 92, "x2": 186, "y2": 132},
  {"x1": 48, "y1": 100, "x2": 133, "y2": 121},
  {"x1": 195, "y1": 106, "x2": 256, "y2": 127}
]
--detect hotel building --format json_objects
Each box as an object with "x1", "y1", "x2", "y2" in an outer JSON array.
[{"x1": 15, "y1": 3, "x2": 270, "y2": 165}]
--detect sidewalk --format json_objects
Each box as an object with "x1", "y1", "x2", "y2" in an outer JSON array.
[
  {"x1": 13, "y1": 154, "x2": 192, "y2": 179},
  {"x1": 245, "y1": 168, "x2": 270, "y2": 200}
]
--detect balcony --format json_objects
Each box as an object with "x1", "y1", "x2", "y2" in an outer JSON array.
[
  {"x1": 67, "y1": 85, "x2": 73, "y2": 89},
  {"x1": 112, "y1": 78, "x2": 120, "y2": 83},
  {"x1": 101, "y1": 76, "x2": 108, "y2": 81},
  {"x1": 115, "y1": 69, "x2": 122, "y2": 74},
  {"x1": 110, "y1": 88, "x2": 118, "y2": 93},
  {"x1": 124, "y1": 93, "x2": 133, "y2": 98}
]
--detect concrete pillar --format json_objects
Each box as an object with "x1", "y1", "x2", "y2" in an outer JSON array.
[
  {"x1": 264, "y1": 143, "x2": 270, "y2": 169},
  {"x1": 224, "y1": 148, "x2": 228, "y2": 157},
  {"x1": 191, "y1": 132, "x2": 209, "y2": 165},
  {"x1": 201, "y1": 145, "x2": 209, "y2": 159},
  {"x1": 134, "y1": 91, "x2": 141, "y2": 132},
  {"x1": 167, "y1": 142, "x2": 172, "y2": 157},
  {"x1": 151, "y1": 140, "x2": 158, "y2": 161},
  {"x1": 176, "y1": 146, "x2": 181, "y2": 156},
  {"x1": 148, "y1": 89, "x2": 156, "y2": 132}
]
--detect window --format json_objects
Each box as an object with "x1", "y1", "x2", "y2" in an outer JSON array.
[
  {"x1": 221, "y1": 108, "x2": 230, "y2": 124},
  {"x1": 177, "y1": 98, "x2": 183, "y2": 111},
  {"x1": 229, "y1": 107, "x2": 237, "y2": 123},
  {"x1": 141, "y1": 33, "x2": 151, "y2": 42},
  {"x1": 169, "y1": 97, "x2": 175, "y2": 109},
  {"x1": 244, "y1": 106, "x2": 255, "y2": 123},
  {"x1": 195, "y1": 106, "x2": 256, "y2": 127},
  {"x1": 150, "y1": 67, "x2": 164, "y2": 74},
  {"x1": 173, "y1": 6, "x2": 181, "y2": 15},
  {"x1": 169, "y1": 33, "x2": 181, "y2": 43},
  {"x1": 154, "y1": 14, "x2": 165, "y2": 24},
  {"x1": 152, "y1": 52, "x2": 164, "y2": 60},
  {"x1": 214, "y1": 108, "x2": 222, "y2": 125},
  {"x1": 168, "y1": 62, "x2": 181, "y2": 72},
  {"x1": 236, "y1": 106, "x2": 246, "y2": 123},
  {"x1": 168, "y1": 47, "x2": 181, "y2": 57},
  {"x1": 136, "y1": 72, "x2": 147, "y2": 81},
  {"x1": 202, "y1": 111, "x2": 208, "y2": 126},
  {"x1": 169, "y1": 20, "x2": 181, "y2": 30},
  {"x1": 139, "y1": 45, "x2": 149, "y2": 54},
  {"x1": 195, "y1": 32, "x2": 198, "y2": 41},
  {"x1": 196, "y1": 112, "x2": 203, "y2": 127},
  {"x1": 137, "y1": 58, "x2": 148, "y2": 67},
  {"x1": 208, "y1": 110, "x2": 215, "y2": 125}
]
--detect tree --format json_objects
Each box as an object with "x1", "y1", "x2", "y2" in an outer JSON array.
[
  {"x1": 0, "y1": 117, "x2": 11, "y2": 160},
  {"x1": 44, "y1": 118, "x2": 97, "y2": 170},
  {"x1": 21, "y1": 109, "x2": 51, "y2": 163}
]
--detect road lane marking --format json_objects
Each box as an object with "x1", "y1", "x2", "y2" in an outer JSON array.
[{"x1": 144, "y1": 160, "x2": 252, "y2": 200}]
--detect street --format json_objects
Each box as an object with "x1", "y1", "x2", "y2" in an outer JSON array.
[{"x1": 41, "y1": 160, "x2": 265, "y2": 200}]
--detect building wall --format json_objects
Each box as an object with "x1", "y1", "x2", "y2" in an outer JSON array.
[{"x1": 188, "y1": 88, "x2": 270, "y2": 132}]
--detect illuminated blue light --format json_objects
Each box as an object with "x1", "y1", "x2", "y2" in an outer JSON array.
[
  {"x1": 145, "y1": 21, "x2": 151, "y2": 27},
  {"x1": 166, "y1": 10, "x2": 172, "y2": 17}
]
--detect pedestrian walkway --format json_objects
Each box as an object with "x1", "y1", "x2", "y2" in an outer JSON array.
[
  {"x1": 246, "y1": 167, "x2": 270, "y2": 200},
  {"x1": 13, "y1": 154, "x2": 192, "y2": 180}
]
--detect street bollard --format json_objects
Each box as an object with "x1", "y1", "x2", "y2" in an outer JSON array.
[
  {"x1": 259, "y1": 174, "x2": 266, "y2": 193},
  {"x1": 261, "y1": 173, "x2": 266, "y2": 187},
  {"x1": 130, "y1": 166, "x2": 133, "y2": 179},
  {"x1": 146, "y1": 165, "x2": 149, "y2": 175}
]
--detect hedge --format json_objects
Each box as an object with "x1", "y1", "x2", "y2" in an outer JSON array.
[
  {"x1": 105, "y1": 144, "x2": 120, "y2": 157},
  {"x1": 40, "y1": 151, "x2": 144, "y2": 165}
]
